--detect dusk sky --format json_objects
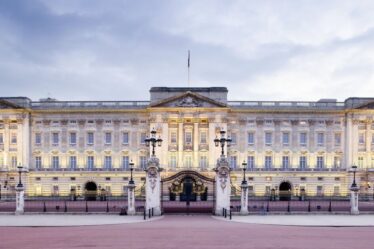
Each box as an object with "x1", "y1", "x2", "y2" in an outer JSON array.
[{"x1": 1, "y1": 0, "x2": 374, "y2": 101}]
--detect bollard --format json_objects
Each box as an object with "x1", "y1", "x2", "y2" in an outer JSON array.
[
  {"x1": 308, "y1": 200, "x2": 311, "y2": 212},
  {"x1": 287, "y1": 201, "x2": 290, "y2": 213},
  {"x1": 64, "y1": 201, "x2": 67, "y2": 213},
  {"x1": 152, "y1": 208, "x2": 154, "y2": 217},
  {"x1": 148, "y1": 209, "x2": 151, "y2": 219},
  {"x1": 229, "y1": 210, "x2": 232, "y2": 220},
  {"x1": 266, "y1": 201, "x2": 269, "y2": 212},
  {"x1": 106, "y1": 201, "x2": 109, "y2": 213},
  {"x1": 143, "y1": 208, "x2": 146, "y2": 220},
  {"x1": 85, "y1": 201, "x2": 88, "y2": 213},
  {"x1": 43, "y1": 202, "x2": 47, "y2": 212},
  {"x1": 328, "y1": 200, "x2": 332, "y2": 212}
]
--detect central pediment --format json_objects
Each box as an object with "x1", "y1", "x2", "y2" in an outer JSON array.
[{"x1": 149, "y1": 91, "x2": 227, "y2": 108}]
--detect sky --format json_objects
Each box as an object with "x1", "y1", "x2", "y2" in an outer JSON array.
[{"x1": 0, "y1": 0, "x2": 374, "y2": 101}]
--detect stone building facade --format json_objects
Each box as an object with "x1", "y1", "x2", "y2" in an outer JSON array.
[{"x1": 0, "y1": 87, "x2": 374, "y2": 200}]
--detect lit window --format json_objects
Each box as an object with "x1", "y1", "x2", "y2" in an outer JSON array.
[
  {"x1": 169, "y1": 155, "x2": 177, "y2": 169},
  {"x1": 11, "y1": 156, "x2": 17, "y2": 168},
  {"x1": 358, "y1": 156, "x2": 364, "y2": 168},
  {"x1": 333, "y1": 156, "x2": 341, "y2": 168},
  {"x1": 184, "y1": 155, "x2": 192, "y2": 168},
  {"x1": 334, "y1": 133, "x2": 341, "y2": 146},
  {"x1": 199, "y1": 155, "x2": 208, "y2": 170}
]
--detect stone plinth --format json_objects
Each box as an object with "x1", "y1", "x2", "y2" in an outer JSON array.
[
  {"x1": 240, "y1": 182, "x2": 249, "y2": 215},
  {"x1": 15, "y1": 185, "x2": 25, "y2": 215},
  {"x1": 127, "y1": 182, "x2": 136, "y2": 215},
  {"x1": 214, "y1": 156, "x2": 231, "y2": 216},
  {"x1": 350, "y1": 186, "x2": 359, "y2": 215},
  {"x1": 145, "y1": 156, "x2": 162, "y2": 216}
]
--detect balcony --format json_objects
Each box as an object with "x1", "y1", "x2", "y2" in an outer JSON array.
[
  {"x1": 199, "y1": 144, "x2": 209, "y2": 151},
  {"x1": 168, "y1": 144, "x2": 178, "y2": 151}
]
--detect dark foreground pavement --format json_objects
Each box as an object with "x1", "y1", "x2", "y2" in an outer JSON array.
[{"x1": 0, "y1": 215, "x2": 373, "y2": 249}]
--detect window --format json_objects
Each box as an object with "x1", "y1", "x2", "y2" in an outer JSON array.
[
  {"x1": 299, "y1": 156, "x2": 307, "y2": 169},
  {"x1": 0, "y1": 133, "x2": 3, "y2": 144},
  {"x1": 372, "y1": 134, "x2": 374, "y2": 144},
  {"x1": 104, "y1": 156, "x2": 112, "y2": 169},
  {"x1": 229, "y1": 156, "x2": 237, "y2": 169},
  {"x1": 334, "y1": 133, "x2": 341, "y2": 146},
  {"x1": 122, "y1": 132, "x2": 129, "y2": 144},
  {"x1": 282, "y1": 132, "x2": 289, "y2": 146},
  {"x1": 11, "y1": 133, "x2": 17, "y2": 144},
  {"x1": 11, "y1": 156, "x2": 17, "y2": 168},
  {"x1": 122, "y1": 156, "x2": 129, "y2": 170},
  {"x1": 140, "y1": 156, "x2": 147, "y2": 169},
  {"x1": 265, "y1": 156, "x2": 272, "y2": 169},
  {"x1": 358, "y1": 156, "x2": 364, "y2": 168},
  {"x1": 70, "y1": 132, "x2": 77, "y2": 145},
  {"x1": 200, "y1": 131, "x2": 207, "y2": 144},
  {"x1": 265, "y1": 132, "x2": 272, "y2": 146},
  {"x1": 300, "y1": 132, "x2": 307, "y2": 146},
  {"x1": 51, "y1": 132, "x2": 59, "y2": 145},
  {"x1": 52, "y1": 185, "x2": 59, "y2": 196},
  {"x1": 317, "y1": 186, "x2": 323, "y2": 196},
  {"x1": 282, "y1": 156, "x2": 289, "y2": 169},
  {"x1": 52, "y1": 156, "x2": 59, "y2": 170},
  {"x1": 200, "y1": 155, "x2": 208, "y2": 170},
  {"x1": 35, "y1": 133, "x2": 42, "y2": 145},
  {"x1": 87, "y1": 132, "x2": 94, "y2": 145},
  {"x1": 247, "y1": 132, "x2": 255, "y2": 145},
  {"x1": 87, "y1": 156, "x2": 94, "y2": 170},
  {"x1": 359, "y1": 133, "x2": 365, "y2": 145},
  {"x1": 105, "y1": 132, "x2": 112, "y2": 144},
  {"x1": 247, "y1": 156, "x2": 255, "y2": 169},
  {"x1": 170, "y1": 131, "x2": 177, "y2": 144},
  {"x1": 69, "y1": 156, "x2": 77, "y2": 169},
  {"x1": 316, "y1": 156, "x2": 324, "y2": 169},
  {"x1": 230, "y1": 133, "x2": 237, "y2": 144},
  {"x1": 0, "y1": 156, "x2": 3, "y2": 167},
  {"x1": 140, "y1": 132, "x2": 146, "y2": 144},
  {"x1": 333, "y1": 156, "x2": 341, "y2": 168},
  {"x1": 317, "y1": 133, "x2": 324, "y2": 146},
  {"x1": 185, "y1": 131, "x2": 192, "y2": 143},
  {"x1": 35, "y1": 156, "x2": 42, "y2": 169},
  {"x1": 184, "y1": 155, "x2": 192, "y2": 168},
  {"x1": 333, "y1": 186, "x2": 340, "y2": 196},
  {"x1": 169, "y1": 155, "x2": 177, "y2": 169}
]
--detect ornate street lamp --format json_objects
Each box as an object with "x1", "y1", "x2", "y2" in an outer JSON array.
[
  {"x1": 17, "y1": 164, "x2": 23, "y2": 188},
  {"x1": 214, "y1": 129, "x2": 232, "y2": 157},
  {"x1": 351, "y1": 164, "x2": 358, "y2": 188},
  {"x1": 129, "y1": 160, "x2": 135, "y2": 185},
  {"x1": 145, "y1": 128, "x2": 163, "y2": 156},
  {"x1": 241, "y1": 161, "x2": 247, "y2": 185}
]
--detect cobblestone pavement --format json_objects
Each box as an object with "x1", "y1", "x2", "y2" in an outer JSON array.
[{"x1": 1, "y1": 215, "x2": 373, "y2": 249}]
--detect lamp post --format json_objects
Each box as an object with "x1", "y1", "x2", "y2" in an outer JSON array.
[
  {"x1": 15, "y1": 164, "x2": 25, "y2": 215},
  {"x1": 127, "y1": 160, "x2": 136, "y2": 215},
  {"x1": 129, "y1": 160, "x2": 135, "y2": 185},
  {"x1": 350, "y1": 164, "x2": 359, "y2": 215},
  {"x1": 145, "y1": 128, "x2": 163, "y2": 157},
  {"x1": 214, "y1": 129, "x2": 232, "y2": 157},
  {"x1": 240, "y1": 160, "x2": 249, "y2": 215}
]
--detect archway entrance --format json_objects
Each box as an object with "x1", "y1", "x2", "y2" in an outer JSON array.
[
  {"x1": 161, "y1": 170, "x2": 215, "y2": 214},
  {"x1": 85, "y1": 181, "x2": 97, "y2": 201},
  {"x1": 279, "y1": 181, "x2": 292, "y2": 201}
]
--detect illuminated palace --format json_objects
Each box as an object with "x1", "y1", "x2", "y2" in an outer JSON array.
[{"x1": 0, "y1": 87, "x2": 374, "y2": 200}]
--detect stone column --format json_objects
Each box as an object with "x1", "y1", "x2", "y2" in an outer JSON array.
[
  {"x1": 240, "y1": 181, "x2": 249, "y2": 215},
  {"x1": 215, "y1": 156, "x2": 231, "y2": 215},
  {"x1": 145, "y1": 156, "x2": 162, "y2": 216},
  {"x1": 350, "y1": 185, "x2": 359, "y2": 215},
  {"x1": 15, "y1": 185, "x2": 25, "y2": 215},
  {"x1": 127, "y1": 182, "x2": 136, "y2": 215}
]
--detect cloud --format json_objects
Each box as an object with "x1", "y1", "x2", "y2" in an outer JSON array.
[{"x1": 0, "y1": 0, "x2": 374, "y2": 101}]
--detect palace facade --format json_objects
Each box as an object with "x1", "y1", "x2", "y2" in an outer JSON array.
[{"x1": 0, "y1": 87, "x2": 374, "y2": 200}]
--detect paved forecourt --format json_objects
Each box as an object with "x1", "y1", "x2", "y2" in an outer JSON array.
[
  {"x1": 0, "y1": 214, "x2": 158, "y2": 227},
  {"x1": 1, "y1": 215, "x2": 374, "y2": 249},
  {"x1": 216, "y1": 214, "x2": 374, "y2": 226}
]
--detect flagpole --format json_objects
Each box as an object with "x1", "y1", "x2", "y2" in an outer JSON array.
[{"x1": 188, "y1": 50, "x2": 190, "y2": 87}]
